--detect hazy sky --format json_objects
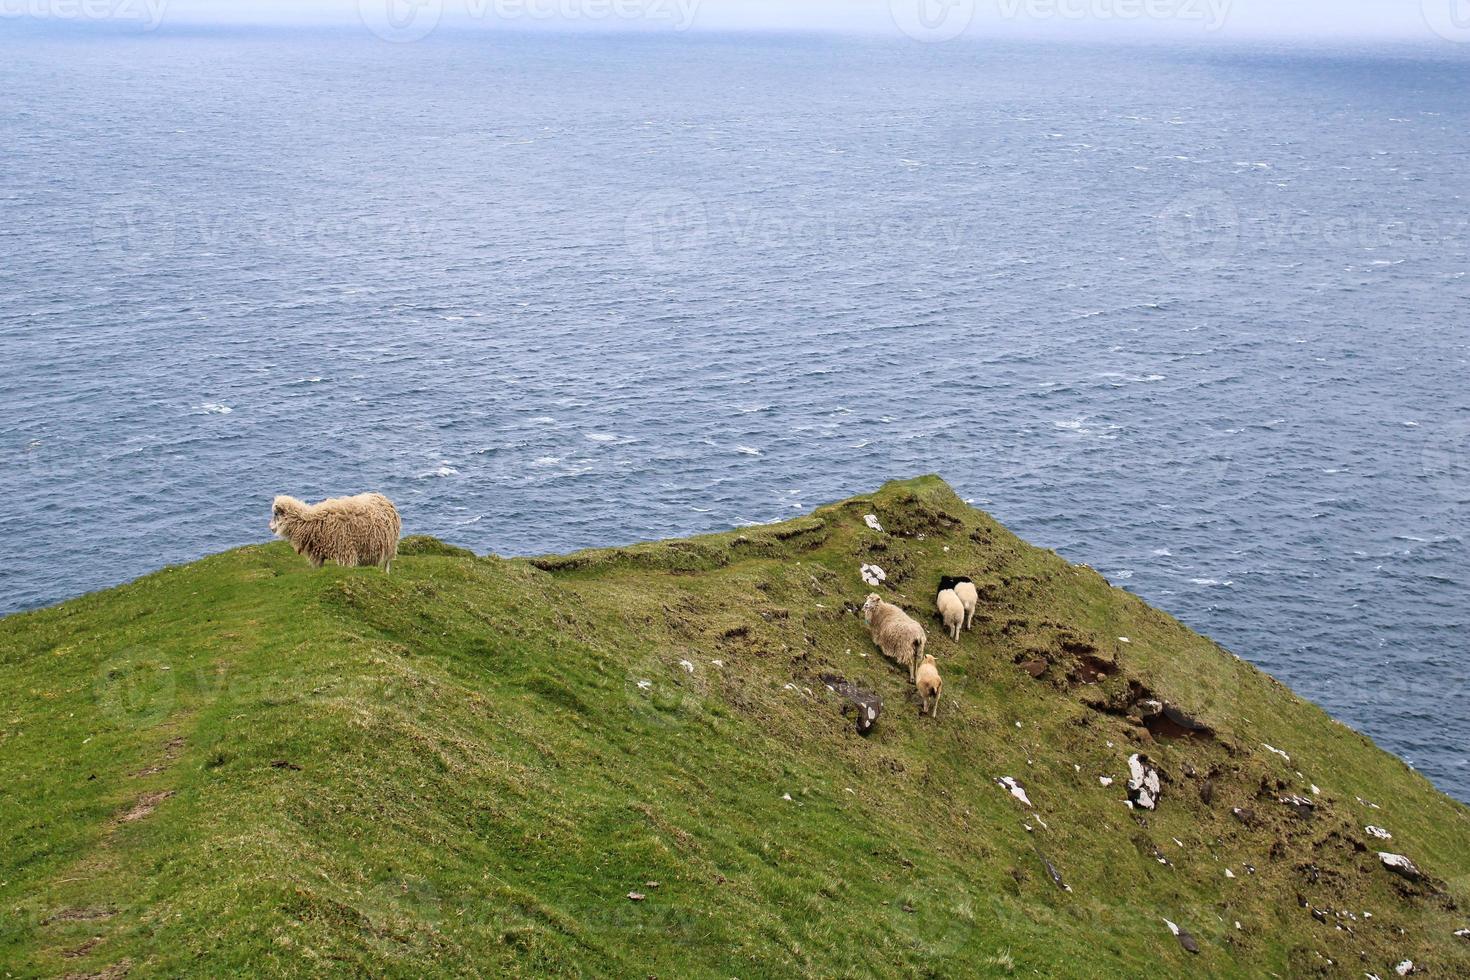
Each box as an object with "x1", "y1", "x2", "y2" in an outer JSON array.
[{"x1": 7, "y1": 0, "x2": 1470, "y2": 43}]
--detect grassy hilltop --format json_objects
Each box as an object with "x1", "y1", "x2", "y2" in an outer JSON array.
[{"x1": 2, "y1": 476, "x2": 1467, "y2": 978}]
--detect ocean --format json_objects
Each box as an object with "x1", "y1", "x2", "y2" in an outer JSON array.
[{"x1": 2, "y1": 28, "x2": 1467, "y2": 800}]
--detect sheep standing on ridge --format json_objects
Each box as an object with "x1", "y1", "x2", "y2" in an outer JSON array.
[
  {"x1": 936, "y1": 588, "x2": 965, "y2": 641},
  {"x1": 915, "y1": 655, "x2": 943, "y2": 719},
  {"x1": 938, "y1": 575, "x2": 979, "y2": 631},
  {"x1": 269, "y1": 492, "x2": 401, "y2": 573},
  {"x1": 862, "y1": 593, "x2": 926, "y2": 683}
]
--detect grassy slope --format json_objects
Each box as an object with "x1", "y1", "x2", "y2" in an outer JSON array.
[{"x1": 2, "y1": 476, "x2": 1467, "y2": 979}]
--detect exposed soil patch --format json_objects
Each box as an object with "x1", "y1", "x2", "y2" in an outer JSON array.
[
  {"x1": 119, "y1": 791, "x2": 174, "y2": 823},
  {"x1": 63, "y1": 958, "x2": 131, "y2": 980},
  {"x1": 1070, "y1": 655, "x2": 1116, "y2": 686},
  {"x1": 1143, "y1": 704, "x2": 1216, "y2": 741},
  {"x1": 45, "y1": 908, "x2": 115, "y2": 925},
  {"x1": 64, "y1": 937, "x2": 105, "y2": 959}
]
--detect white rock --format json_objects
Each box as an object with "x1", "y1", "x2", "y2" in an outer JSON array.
[
  {"x1": 1263, "y1": 743, "x2": 1291, "y2": 762},
  {"x1": 1127, "y1": 754, "x2": 1161, "y2": 810},
  {"x1": 1395, "y1": 960, "x2": 1413, "y2": 976},
  {"x1": 710, "y1": 659, "x2": 724, "y2": 668},
  {"x1": 1365, "y1": 826, "x2": 1392, "y2": 840},
  {"x1": 1225, "y1": 869, "x2": 1236, "y2": 878},
  {"x1": 1118, "y1": 636, "x2": 1131, "y2": 643},
  {"x1": 1099, "y1": 777, "x2": 1114, "y2": 787},
  {"x1": 864, "y1": 514, "x2": 884, "y2": 532},
  {"x1": 781, "y1": 793, "x2": 793, "y2": 801},
  {"x1": 678, "y1": 660, "x2": 695, "y2": 673},
  {"x1": 1163, "y1": 918, "x2": 1180, "y2": 936},
  {"x1": 636, "y1": 679, "x2": 652, "y2": 690},
  {"x1": 860, "y1": 564, "x2": 887, "y2": 586},
  {"x1": 1379, "y1": 852, "x2": 1424, "y2": 881},
  {"x1": 997, "y1": 777, "x2": 1032, "y2": 807}
]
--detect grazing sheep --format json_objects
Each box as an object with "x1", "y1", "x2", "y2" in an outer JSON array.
[
  {"x1": 269, "y1": 492, "x2": 401, "y2": 572},
  {"x1": 938, "y1": 575, "x2": 979, "y2": 630},
  {"x1": 862, "y1": 593, "x2": 926, "y2": 683},
  {"x1": 936, "y1": 588, "x2": 965, "y2": 641},
  {"x1": 915, "y1": 655, "x2": 943, "y2": 719}
]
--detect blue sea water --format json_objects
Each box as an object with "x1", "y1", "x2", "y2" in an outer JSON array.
[{"x1": 1, "y1": 29, "x2": 1467, "y2": 800}]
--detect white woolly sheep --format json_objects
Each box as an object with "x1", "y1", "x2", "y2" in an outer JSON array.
[
  {"x1": 937, "y1": 575, "x2": 978, "y2": 631},
  {"x1": 862, "y1": 593, "x2": 926, "y2": 683},
  {"x1": 954, "y1": 580, "x2": 978, "y2": 630},
  {"x1": 936, "y1": 588, "x2": 965, "y2": 642},
  {"x1": 915, "y1": 654, "x2": 943, "y2": 719},
  {"x1": 269, "y1": 492, "x2": 401, "y2": 573}
]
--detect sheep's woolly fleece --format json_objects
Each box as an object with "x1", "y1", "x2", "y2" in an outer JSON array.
[{"x1": 270, "y1": 492, "x2": 401, "y2": 570}]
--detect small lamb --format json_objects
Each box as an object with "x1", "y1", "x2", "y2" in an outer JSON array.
[
  {"x1": 936, "y1": 588, "x2": 965, "y2": 641},
  {"x1": 915, "y1": 655, "x2": 943, "y2": 719},
  {"x1": 862, "y1": 593, "x2": 926, "y2": 683}
]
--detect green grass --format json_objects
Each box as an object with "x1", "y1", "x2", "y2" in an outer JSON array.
[{"x1": 2, "y1": 476, "x2": 1467, "y2": 978}]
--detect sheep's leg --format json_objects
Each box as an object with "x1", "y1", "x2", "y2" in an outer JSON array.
[{"x1": 932, "y1": 690, "x2": 941, "y2": 719}]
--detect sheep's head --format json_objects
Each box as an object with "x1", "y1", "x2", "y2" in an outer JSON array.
[
  {"x1": 920, "y1": 654, "x2": 937, "y2": 667},
  {"x1": 861, "y1": 593, "x2": 882, "y2": 622},
  {"x1": 269, "y1": 496, "x2": 304, "y2": 536}
]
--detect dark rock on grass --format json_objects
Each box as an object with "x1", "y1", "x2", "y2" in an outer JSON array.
[
  {"x1": 1164, "y1": 919, "x2": 1200, "y2": 953},
  {"x1": 1232, "y1": 807, "x2": 1258, "y2": 827},
  {"x1": 820, "y1": 674, "x2": 883, "y2": 736},
  {"x1": 1279, "y1": 794, "x2": 1316, "y2": 820},
  {"x1": 1018, "y1": 657, "x2": 1050, "y2": 679},
  {"x1": 1035, "y1": 849, "x2": 1072, "y2": 893}
]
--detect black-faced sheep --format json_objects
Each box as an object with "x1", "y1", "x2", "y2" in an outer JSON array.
[
  {"x1": 862, "y1": 593, "x2": 926, "y2": 683},
  {"x1": 938, "y1": 575, "x2": 978, "y2": 630},
  {"x1": 936, "y1": 588, "x2": 965, "y2": 641},
  {"x1": 269, "y1": 492, "x2": 401, "y2": 572},
  {"x1": 915, "y1": 654, "x2": 943, "y2": 718}
]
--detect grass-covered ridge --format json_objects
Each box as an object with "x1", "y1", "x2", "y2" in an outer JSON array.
[{"x1": 2, "y1": 476, "x2": 1467, "y2": 978}]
